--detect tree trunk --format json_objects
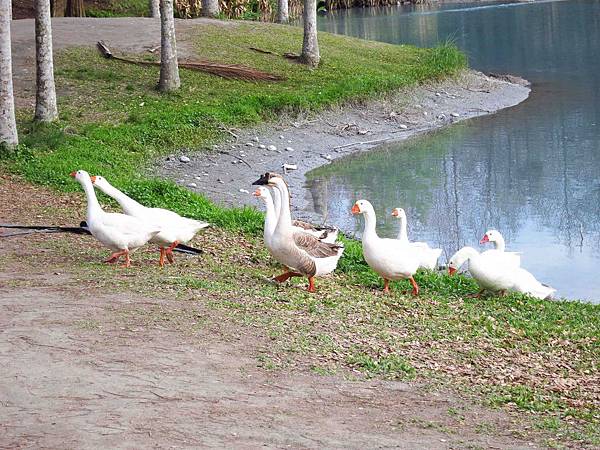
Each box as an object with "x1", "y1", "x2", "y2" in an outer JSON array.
[
  {"x1": 300, "y1": 0, "x2": 319, "y2": 68},
  {"x1": 277, "y1": 0, "x2": 289, "y2": 23},
  {"x1": 158, "y1": 0, "x2": 180, "y2": 92},
  {"x1": 35, "y1": 0, "x2": 58, "y2": 122},
  {"x1": 64, "y1": 0, "x2": 85, "y2": 17},
  {"x1": 201, "y1": 0, "x2": 219, "y2": 17},
  {"x1": 149, "y1": 0, "x2": 160, "y2": 17},
  {"x1": 0, "y1": 0, "x2": 18, "y2": 149}
]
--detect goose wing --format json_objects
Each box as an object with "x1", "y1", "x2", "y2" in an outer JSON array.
[{"x1": 293, "y1": 231, "x2": 342, "y2": 259}]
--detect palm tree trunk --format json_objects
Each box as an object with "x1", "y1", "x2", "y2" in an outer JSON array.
[
  {"x1": 300, "y1": 0, "x2": 319, "y2": 67},
  {"x1": 34, "y1": 0, "x2": 58, "y2": 122},
  {"x1": 0, "y1": 0, "x2": 18, "y2": 149},
  {"x1": 158, "y1": 0, "x2": 180, "y2": 92},
  {"x1": 277, "y1": 0, "x2": 289, "y2": 23},
  {"x1": 201, "y1": 0, "x2": 219, "y2": 18},
  {"x1": 149, "y1": 0, "x2": 160, "y2": 17}
]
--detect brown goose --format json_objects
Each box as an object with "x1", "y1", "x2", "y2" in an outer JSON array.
[{"x1": 252, "y1": 173, "x2": 344, "y2": 292}]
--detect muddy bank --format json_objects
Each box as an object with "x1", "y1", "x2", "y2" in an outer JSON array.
[{"x1": 157, "y1": 70, "x2": 530, "y2": 223}]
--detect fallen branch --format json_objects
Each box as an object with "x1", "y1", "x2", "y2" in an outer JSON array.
[
  {"x1": 97, "y1": 41, "x2": 285, "y2": 82},
  {"x1": 332, "y1": 137, "x2": 391, "y2": 150}
]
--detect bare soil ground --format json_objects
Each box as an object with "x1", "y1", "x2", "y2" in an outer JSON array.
[{"x1": 0, "y1": 174, "x2": 546, "y2": 448}]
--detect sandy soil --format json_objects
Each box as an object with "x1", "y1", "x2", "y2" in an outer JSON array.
[
  {"x1": 0, "y1": 175, "x2": 546, "y2": 449},
  {"x1": 157, "y1": 71, "x2": 530, "y2": 223}
]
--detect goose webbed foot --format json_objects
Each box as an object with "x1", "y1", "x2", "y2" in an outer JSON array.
[
  {"x1": 273, "y1": 271, "x2": 302, "y2": 283},
  {"x1": 165, "y1": 240, "x2": 179, "y2": 264},
  {"x1": 467, "y1": 289, "x2": 485, "y2": 299},
  {"x1": 382, "y1": 278, "x2": 391, "y2": 294},
  {"x1": 307, "y1": 277, "x2": 316, "y2": 293},
  {"x1": 105, "y1": 250, "x2": 126, "y2": 264}
]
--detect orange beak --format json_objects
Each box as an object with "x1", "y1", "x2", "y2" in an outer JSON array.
[
  {"x1": 448, "y1": 267, "x2": 457, "y2": 276},
  {"x1": 351, "y1": 203, "x2": 360, "y2": 215},
  {"x1": 252, "y1": 188, "x2": 261, "y2": 197},
  {"x1": 69, "y1": 171, "x2": 76, "y2": 178},
  {"x1": 391, "y1": 209, "x2": 398, "y2": 217},
  {"x1": 480, "y1": 234, "x2": 489, "y2": 244},
  {"x1": 90, "y1": 176, "x2": 97, "y2": 183}
]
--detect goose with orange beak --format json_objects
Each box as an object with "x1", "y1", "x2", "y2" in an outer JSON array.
[
  {"x1": 90, "y1": 175, "x2": 209, "y2": 267},
  {"x1": 70, "y1": 170, "x2": 161, "y2": 267},
  {"x1": 352, "y1": 200, "x2": 420, "y2": 295},
  {"x1": 479, "y1": 229, "x2": 521, "y2": 267},
  {"x1": 391, "y1": 207, "x2": 442, "y2": 270},
  {"x1": 447, "y1": 245, "x2": 553, "y2": 299},
  {"x1": 252, "y1": 173, "x2": 344, "y2": 292}
]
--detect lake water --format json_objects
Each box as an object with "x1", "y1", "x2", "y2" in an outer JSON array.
[{"x1": 310, "y1": 0, "x2": 600, "y2": 302}]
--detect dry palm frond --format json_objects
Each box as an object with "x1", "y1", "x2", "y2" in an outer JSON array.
[{"x1": 96, "y1": 41, "x2": 284, "y2": 82}]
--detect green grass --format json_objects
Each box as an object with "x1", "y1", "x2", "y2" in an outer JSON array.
[{"x1": 86, "y1": 0, "x2": 149, "y2": 17}]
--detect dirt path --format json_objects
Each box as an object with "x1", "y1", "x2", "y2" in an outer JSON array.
[{"x1": 0, "y1": 176, "x2": 542, "y2": 448}]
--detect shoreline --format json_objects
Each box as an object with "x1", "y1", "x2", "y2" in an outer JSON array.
[{"x1": 157, "y1": 70, "x2": 530, "y2": 223}]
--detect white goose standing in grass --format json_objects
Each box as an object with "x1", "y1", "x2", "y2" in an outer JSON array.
[
  {"x1": 91, "y1": 175, "x2": 209, "y2": 267},
  {"x1": 252, "y1": 185, "x2": 278, "y2": 252},
  {"x1": 70, "y1": 170, "x2": 160, "y2": 267},
  {"x1": 479, "y1": 229, "x2": 521, "y2": 266},
  {"x1": 352, "y1": 200, "x2": 421, "y2": 295},
  {"x1": 448, "y1": 246, "x2": 555, "y2": 300},
  {"x1": 252, "y1": 173, "x2": 344, "y2": 292},
  {"x1": 270, "y1": 183, "x2": 338, "y2": 243},
  {"x1": 391, "y1": 207, "x2": 442, "y2": 270}
]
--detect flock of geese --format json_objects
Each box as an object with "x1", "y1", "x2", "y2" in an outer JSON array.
[{"x1": 70, "y1": 169, "x2": 555, "y2": 299}]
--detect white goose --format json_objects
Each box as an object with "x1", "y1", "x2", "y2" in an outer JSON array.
[
  {"x1": 253, "y1": 173, "x2": 344, "y2": 292},
  {"x1": 252, "y1": 186, "x2": 277, "y2": 251},
  {"x1": 91, "y1": 176, "x2": 209, "y2": 266},
  {"x1": 391, "y1": 207, "x2": 442, "y2": 270},
  {"x1": 270, "y1": 183, "x2": 338, "y2": 243},
  {"x1": 70, "y1": 170, "x2": 160, "y2": 267},
  {"x1": 352, "y1": 200, "x2": 421, "y2": 295},
  {"x1": 479, "y1": 229, "x2": 521, "y2": 267},
  {"x1": 448, "y1": 247, "x2": 555, "y2": 299}
]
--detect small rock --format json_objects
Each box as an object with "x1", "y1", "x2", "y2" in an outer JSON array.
[
  {"x1": 217, "y1": 178, "x2": 224, "y2": 184},
  {"x1": 202, "y1": 172, "x2": 209, "y2": 176},
  {"x1": 213, "y1": 144, "x2": 218, "y2": 149},
  {"x1": 238, "y1": 160, "x2": 244, "y2": 164},
  {"x1": 239, "y1": 188, "x2": 250, "y2": 194},
  {"x1": 231, "y1": 161, "x2": 237, "y2": 164},
  {"x1": 389, "y1": 111, "x2": 397, "y2": 118},
  {"x1": 423, "y1": 111, "x2": 428, "y2": 116},
  {"x1": 252, "y1": 136, "x2": 259, "y2": 142},
  {"x1": 437, "y1": 113, "x2": 447, "y2": 120},
  {"x1": 282, "y1": 163, "x2": 298, "y2": 173},
  {"x1": 187, "y1": 182, "x2": 197, "y2": 188},
  {"x1": 246, "y1": 142, "x2": 254, "y2": 147},
  {"x1": 399, "y1": 124, "x2": 408, "y2": 130},
  {"x1": 451, "y1": 112, "x2": 460, "y2": 117},
  {"x1": 267, "y1": 145, "x2": 277, "y2": 151},
  {"x1": 285, "y1": 147, "x2": 294, "y2": 152},
  {"x1": 279, "y1": 135, "x2": 285, "y2": 139},
  {"x1": 321, "y1": 154, "x2": 333, "y2": 161},
  {"x1": 195, "y1": 176, "x2": 202, "y2": 180},
  {"x1": 415, "y1": 104, "x2": 422, "y2": 108},
  {"x1": 358, "y1": 129, "x2": 368, "y2": 135},
  {"x1": 435, "y1": 92, "x2": 441, "y2": 97},
  {"x1": 287, "y1": 140, "x2": 292, "y2": 144},
  {"x1": 179, "y1": 155, "x2": 191, "y2": 163},
  {"x1": 258, "y1": 144, "x2": 266, "y2": 149}
]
